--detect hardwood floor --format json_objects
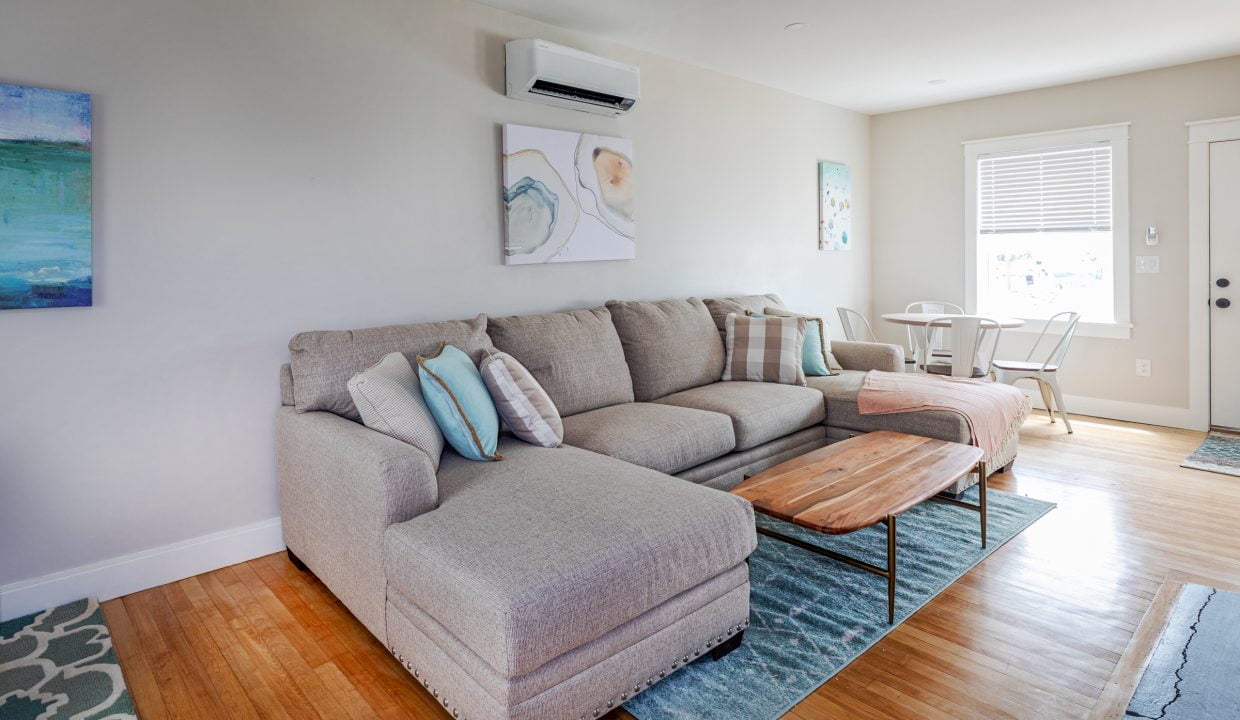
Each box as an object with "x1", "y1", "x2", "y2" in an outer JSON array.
[{"x1": 103, "y1": 413, "x2": 1238, "y2": 719}]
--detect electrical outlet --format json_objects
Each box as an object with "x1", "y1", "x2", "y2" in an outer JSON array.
[
  {"x1": 1135, "y1": 256, "x2": 1160, "y2": 274},
  {"x1": 1136, "y1": 359, "x2": 1152, "y2": 377}
]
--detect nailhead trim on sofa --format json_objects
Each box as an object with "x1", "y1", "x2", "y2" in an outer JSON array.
[{"x1": 387, "y1": 618, "x2": 750, "y2": 720}]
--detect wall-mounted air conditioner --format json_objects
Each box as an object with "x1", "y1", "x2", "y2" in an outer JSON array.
[{"x1": 505, "y1": 39, "x2": 639, "y2": 117}]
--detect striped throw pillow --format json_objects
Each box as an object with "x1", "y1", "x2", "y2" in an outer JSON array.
[
  {"x1": 722, "y1": 313, "x2": 808, "y2": 385},
  {"x1": 347, "y1": 352, "x2": 446, "y2": 468},
  {"x1": 479, "y1": 348, "x2": 563, "y2": 448}
]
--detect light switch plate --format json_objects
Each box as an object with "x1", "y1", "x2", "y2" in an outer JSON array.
[
  {"x1": 1136, "y1": 359, "x2": 1152, "y2": 377},
  {"x1": 1136, "y1": 256, "x2": 1160, "y2": 274}
]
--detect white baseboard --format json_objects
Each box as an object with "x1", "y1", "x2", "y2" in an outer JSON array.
[
  {"x1": 0, "y1": 517, "x2": 284, "y2": 622},
  {"x1": 1017, "y1": 386, "x2": 1203, "y2": 431}
]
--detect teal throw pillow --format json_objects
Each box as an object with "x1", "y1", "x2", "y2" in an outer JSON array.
[
  {"x1": 749, "y1": 312, "x2": 832, "y2": 377},
  {"x1": 800, "y1": 319, "x2": 831, "y2": 376},
  {"x1": 416, "y1": 343, "x2": 502, "y2": 461}
]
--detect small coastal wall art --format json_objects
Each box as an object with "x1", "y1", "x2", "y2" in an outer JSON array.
[
  {"x1": 502, "y1": 124, "x2": 635, "y2": 264},
  {"x1": 0, "y1": 83, "x2": 93, "y2": 309},
  {"x1": 818, "y1": 160, "x2": 851, "y2": 251}
]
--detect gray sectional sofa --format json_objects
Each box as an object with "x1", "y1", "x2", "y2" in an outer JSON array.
[{"x1": 276, "y1": 293, "x2": 1016, "y2": 720}]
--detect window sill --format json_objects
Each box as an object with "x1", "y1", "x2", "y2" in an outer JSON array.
[{"x1": 1007, "y1": 320, "x2": 1132, "y2": 340}]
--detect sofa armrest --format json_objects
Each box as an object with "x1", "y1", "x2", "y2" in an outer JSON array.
[
  {"x1": 276, "y1": 407, "x2": 437, "y2": 640},
  {"x1": 832, "y1": 340, "x2": 905, "y2": 373}
]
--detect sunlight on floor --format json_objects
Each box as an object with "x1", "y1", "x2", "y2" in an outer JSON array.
[{"x1": 1025, "y1": 409, "x2": 1164, "y2": 437}]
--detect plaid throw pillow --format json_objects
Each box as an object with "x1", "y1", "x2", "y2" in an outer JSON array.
[
  {"x1": 722, "y1": 313, "x2": 808, "y2": 385},
  {"x1": 760, "y1": 306, "x2": 844, "y2": 373}
]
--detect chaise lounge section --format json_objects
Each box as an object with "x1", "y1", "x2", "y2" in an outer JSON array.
[{"x1": 276, "y1": 293, "x2": 1015, "y2": 719}]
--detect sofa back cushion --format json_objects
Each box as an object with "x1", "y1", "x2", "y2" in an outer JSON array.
[
  {"x1": 288, "y1": 314, "x2": 490, "y2": 420},
  {"x1": 487, "y1": 307, "x2": 634, "y2": 416},
  {"x1": 605, "y1": 297, "x2": 725, "y2": 401},
  {"x1": 703, "y1": 294, "x2": 785, "y2": 336},
  {"x1": 279, "y1": 363, "x2": 295, "y2": 406}
]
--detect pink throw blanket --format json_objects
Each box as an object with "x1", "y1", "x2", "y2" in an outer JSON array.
[{"x1": 856, "y1": 371, "x2": 1031, "y2": 464}]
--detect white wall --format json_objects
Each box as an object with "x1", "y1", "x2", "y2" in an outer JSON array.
[
  {"x1": 872, "y1": 56, "x2": 1240, "y2": 424},
  {"x1": 0, "y1": 0, "x2": 870, "y2": 613}
]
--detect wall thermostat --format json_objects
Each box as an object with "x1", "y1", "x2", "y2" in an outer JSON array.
[{"x1": 1146, "y1": 225, "x2": 1159, "y2": 246}]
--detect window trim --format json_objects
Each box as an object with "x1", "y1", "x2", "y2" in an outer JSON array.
[{"x1": 963, "y1": 122, "x2": 1131, "y2": 339}]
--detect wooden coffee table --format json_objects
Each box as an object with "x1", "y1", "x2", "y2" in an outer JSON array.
[{"x1": 731, "y1": 430, "x2": 987, "y2": 624}]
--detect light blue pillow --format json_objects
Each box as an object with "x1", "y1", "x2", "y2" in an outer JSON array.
[
  {"x1": 416, "y1": 344, "x2": 502, "y2": 462},
  {"x1": 750, "y1": 313, "x2": 832, "y2": 377},
  {"x1": 800, "y1": 319, "x2": 831, "y2": 376}
]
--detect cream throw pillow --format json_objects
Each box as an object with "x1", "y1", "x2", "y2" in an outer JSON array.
[
  {"x1": 479, "y1": 348, "x2": 563, "y2": 448},
  {"x1": 347, "y1": 352, "x2": 445, "y2": 468},
  {"x1": 722, "y1": 313, "x2": 807, "y2": 385}
]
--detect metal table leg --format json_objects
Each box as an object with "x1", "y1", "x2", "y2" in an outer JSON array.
[
  {"x1": 756, "y1": 515, "x2": 900, "y2": 625},
  {"x1": 979, "y1": 461, "x2": 988, "y2": 548},
  {"x1": 929, "y1": 460, "x2": 989, "y2": 548},
  {"x1": 886, "y1": 513, "x2": 897, "y2": 624}
]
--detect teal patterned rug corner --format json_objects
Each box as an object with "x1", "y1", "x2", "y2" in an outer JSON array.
[
  {"x1": 1181, "y1": 431, "x2": 1240, "y2": 477},
  {"x1": 0, "y1": 597, "x2": 137, "y2": 719},
  {"x1": 1126, "y1": 584, "x2": 1240, "y2": 719},
  {"x1": 625, "y1": 487, "x2": 1054, "y2": 720}
]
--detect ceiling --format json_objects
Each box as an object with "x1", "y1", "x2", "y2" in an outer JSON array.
[{"x1": 476, "y1": 0, "x2": 1240, "y2": 114}]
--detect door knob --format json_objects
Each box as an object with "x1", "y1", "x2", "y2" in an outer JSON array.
[
  {"x1": 1219, "y1": 298, "x2": 1232, "y2": 309},
  {"x1": 1219, "y1": 278, "x2": 1232, "y2": 288}
]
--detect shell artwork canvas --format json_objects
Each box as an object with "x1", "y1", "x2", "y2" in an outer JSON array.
[
  {"x1": 503, "y1": 124, "x2": 635, "y2": 264},
  {"x1": 818, "y1": 161, "x2": 851, "y2": 251}
]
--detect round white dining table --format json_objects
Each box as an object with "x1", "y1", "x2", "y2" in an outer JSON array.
[{"x1": 881, "y1": 313, "x2": 1025, "y2": 329}]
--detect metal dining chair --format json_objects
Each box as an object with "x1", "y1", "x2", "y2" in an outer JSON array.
[
  {"x1": 920, "y1": 315, "x2": 1002, "y2": 378},
  {"x1": 992, "y1": 311, "x2": 1081, "y2": 433},
  {"x1": 836, "y1": 307, "x2": 877, "y2": 342},
  {"x1": 838, "y1": 307, "x2": 917, "y2": 372},
  {"x1": 905, "y1": 300, "x2": 965, "y2": 367}
]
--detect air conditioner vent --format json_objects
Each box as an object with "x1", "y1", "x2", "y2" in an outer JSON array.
[
  {"x1": 505, "y1": 39, "x2": 640, "y2": 116},
  {"x1": 529, "y1": 80, "x2": 636, "y2": 112}
]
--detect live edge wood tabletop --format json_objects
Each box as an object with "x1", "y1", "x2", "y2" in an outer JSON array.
[{"x1": 731, "y1": 430, "x2": 985, "y2": 534}]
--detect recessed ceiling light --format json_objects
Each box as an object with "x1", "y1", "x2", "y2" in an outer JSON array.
[
  {"x1": 928, "y1": 79, "x2": 947, "y2": 85},
  {"x1": 784, "y1": 22, "x2": 806, "y2": 31}
]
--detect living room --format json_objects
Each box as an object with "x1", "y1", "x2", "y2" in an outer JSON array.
[{"x1": 2, "y1": 1, "x2": 1238, "y2": 718}]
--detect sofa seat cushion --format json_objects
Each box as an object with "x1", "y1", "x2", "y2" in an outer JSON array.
[
  {"x1": 561, "y1": 402, "x2": 736, "y2": 474},
  {"x1": 384, "y1": 440, "x2": 756, "y2": 679},
  {"x1": 653, "y1": 381, "x2": 825, "y2": 451},
  {"x1": 807, "y1": 370, "x2": 970, "y2": 443}
]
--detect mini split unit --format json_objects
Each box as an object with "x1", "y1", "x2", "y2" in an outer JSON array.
[{"x1": 505, "y1": 39, "x2": 640, "y2": 116}]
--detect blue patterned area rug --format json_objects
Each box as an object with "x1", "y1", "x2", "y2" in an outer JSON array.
[
  {"x1": 1181, "y1": 431, "x2": 1240, "y2": 477},
  {"x1": 1126, "y1": 584, "x2": 1240, "y2": 719},
  {"x1": 625, "y1": 487, "x2": 1055, "y2": 720},
  {"x1": 0, "y1": 597, "x2": 137, "y2": 719}
]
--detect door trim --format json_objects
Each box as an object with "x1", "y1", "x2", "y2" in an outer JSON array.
[{"x1": 1188, "y1": 116, "x2": 1240, "y2": 431}]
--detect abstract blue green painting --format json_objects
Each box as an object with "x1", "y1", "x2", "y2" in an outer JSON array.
[{"x1": 0, "y1": 82, "x2": 92, "y2": 309}]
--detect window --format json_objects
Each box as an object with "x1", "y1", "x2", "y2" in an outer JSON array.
[{"x1": 964, "y1": 124, "x2": 1130, "y2": 338}]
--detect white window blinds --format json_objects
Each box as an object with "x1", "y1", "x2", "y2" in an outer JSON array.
[{"x1": 978, "y1": 143, "x2": 1112, "y2": 234}]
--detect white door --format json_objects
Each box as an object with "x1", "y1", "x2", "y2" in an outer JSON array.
[{"x1": 1211, "y1": 140, "x2": 1240, "y2": 429}]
